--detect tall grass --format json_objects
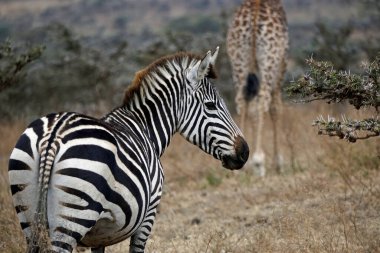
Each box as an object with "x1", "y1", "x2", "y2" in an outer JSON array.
[
  {"x1": 0, "y1": 103, "x2": 379, "y2": 253},
  {"x1": 0, "y1": 122, "x2": 27, "y2": 253}
]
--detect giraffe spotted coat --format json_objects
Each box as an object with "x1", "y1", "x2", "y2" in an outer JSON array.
[{"x1": 227, "y1": 0, "x2": 289, "y2": 176}]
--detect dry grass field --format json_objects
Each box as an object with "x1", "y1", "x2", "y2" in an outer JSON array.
[
  {"x1": 0, "y1": 102, "x2": 379, "y2": 253},
  {"x1": 0, "y1": 0, "x2": 379, "y2": 252}
]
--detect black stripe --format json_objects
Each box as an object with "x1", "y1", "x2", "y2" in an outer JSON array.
[
  {"x1": 60, "y1": 115, "x2": 98, "y2": 130},
  {"x1": 62, "y1": 128, "x2": 116, "y2": 147},
  {"x1": 27, "y1": 117, "x2": 44, "y2": 142},
  {"x1": 21, "y1": 222, "x2": 31, "y2": 230},
  {"x1": 139, "y1": 227, "x2": 151, "y2": 237},
  {"x1": 197, "y1": 115, "x2": 207, "y2": 147},
  {"x1": 57, "y1": 168, "x2": 133, "y2": 231},
  {"x1": 210, "y1": 129, "x2": 232, "y2": 139},
  {"x1": 8, "y1": 159, "x2": 32, "y2": 171},
  {"x1": 152, "y1": 76, "x2": 174, "y2": 130},
  {"x1": 208, "y1": 137, "x2": 216, "y2": 154},
  {"x1": 140, "y1": 103, "x2": 158, "y2": 146},
  {"x1": 215, "y1": 139, "x2": 233, "y2": 147},
  {"x1": 10, "y1": 184, "x2": 27, "y2": 195},
  {"x1": 150, "y1": 168, "x2": 162, "y2": 196},
  {"x1": 113, "y1": 131, "x2": 151, "y2": 232},
  {"x1": 172, "y1": 72, "x2": 182, "y2": 108},
  {"x1": 57, "y1": 185, "x2": 103, "y2": 213},
  {"x1": 59, "y1": 143, "x2": 147, "y2": 208},
  {"x1": 182, "y1": 106, "x2": 201, "y2": 135},
  {"x1": 146, "y1": 97, "x2": 167, "y2": 148},
  {"x1": 60, "y1": 214, "x2": 96, "y2": 229},
  {"x1": 55, "y1": 226, "x2": 83, "y2": 241},
  {"x1": 14, "y1": 134, "x2": 33, "y2": 158},
  {"x1": 60, "y1": 202, "x2": 87, "y2": 211},
  {"x1": 130, "y1": 243, "x2": 145, "y2": 251},
  {"x1": 113, "y1": 149, "x2": 149, "y2": 232},
  {"x1": 51, "y1": 240, "x2": 73, "y2": 252},
  {"x1": 209, "y1": 122, "x2": 234, "y2": 134},
  {"x1": 58, "y1": 144, "x2": 115, "y2": 163},
  {"x1": 116, "y1": 136, "x2": 150, "y2": 182},
  {"x1": 15, "y1": 205, "x2": 28, "y2": 213},
  {"x1": 59, "y1": 142, "x2": 148, "y2": 232}
]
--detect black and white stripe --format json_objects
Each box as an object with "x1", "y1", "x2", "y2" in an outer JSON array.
[{"x1": 9, "y1": 48, "x2": 249, "y2": 253}]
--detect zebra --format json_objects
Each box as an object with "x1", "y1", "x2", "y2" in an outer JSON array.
[{"x1": 8, "y1": 47, "x2": 249, "y2": 253}]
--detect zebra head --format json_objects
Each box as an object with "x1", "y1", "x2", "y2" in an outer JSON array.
[{"x1": 178, "y1": 47, "x2": 249, "y2": 170}]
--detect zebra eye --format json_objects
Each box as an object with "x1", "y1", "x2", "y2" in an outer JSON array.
[{"x1": 205, "y1": 101, "x2": 217, "y2": 110}]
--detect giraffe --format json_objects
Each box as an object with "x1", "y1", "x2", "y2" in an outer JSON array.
[{"x1": 226, "y1": 0, "x2": 289, "y2": 176}]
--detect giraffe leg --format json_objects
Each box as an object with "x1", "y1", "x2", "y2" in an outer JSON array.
[
  {"x1": 250, "y1": 102, "x2": 265, "y2": 177},
  {"x1": 239, "y1": 101, "x2": 248, "y2": 134},
  {"x1": 269, "y1": 88, "x2": 283, "y2": 174}
]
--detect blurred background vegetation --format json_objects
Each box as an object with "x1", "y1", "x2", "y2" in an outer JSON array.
[
  {"x1": 0, "y1": 2, "x2": 379, "y2": 252},
  {"x1": 0, "y1": 0, "x2": 379, "y2": 123}
]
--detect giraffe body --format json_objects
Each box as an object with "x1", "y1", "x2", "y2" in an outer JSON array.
[{"x1": 227, "y1": 0, "x2": 288, "y2": 176}]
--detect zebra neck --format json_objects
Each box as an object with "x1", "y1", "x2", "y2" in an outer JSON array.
[
  {"x1": 104, "y1": 104, "x2": 177, "y2": 158},
  {"x1": 112, "y1": 58, "x2": 189, "y2": 157}
]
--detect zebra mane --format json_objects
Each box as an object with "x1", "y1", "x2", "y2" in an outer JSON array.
[{"x1": 123, "y1": 52, "x2": 217, "y2": 104}]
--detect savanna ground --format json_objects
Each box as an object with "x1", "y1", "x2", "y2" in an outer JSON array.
[{"x1": 0, "y1": 102, "x2": 379, "y2": 253}]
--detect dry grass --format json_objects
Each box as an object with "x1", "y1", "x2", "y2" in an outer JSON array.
[
  {"x1": 0, "y1": 103, "x2": 379, "y2": 253},
  {"x1": 0, "y1": 122, "x2": 27, "y2": 252}
]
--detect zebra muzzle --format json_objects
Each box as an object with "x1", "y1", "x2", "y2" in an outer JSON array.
[{"x1": 221, "y1": 136, "x2": 249, "y2": 170}]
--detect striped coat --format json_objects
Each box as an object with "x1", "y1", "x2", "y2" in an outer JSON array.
[{"x1": 9, "y1": 48, "x2": 249, "y2": 253}]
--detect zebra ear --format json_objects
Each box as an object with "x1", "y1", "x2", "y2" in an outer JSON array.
[
  {"x1": 187, "y1": 50, "x2": 212, "y2": 84},
  {"x1": 197, "y1": 50, "x2": 212, "y2": 79},
  {"x1": 210, "y1": 46, "x2": 219, "y2": 66}
]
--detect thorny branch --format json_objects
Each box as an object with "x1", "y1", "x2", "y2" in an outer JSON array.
[
  {"x1": 287, "y1": 56, "x2": 379, "y2": 110},
  {"x1": 314, "y1": 115, "x2": 379, "y2": 143},
  {"x1": 287, "y1": 53, "x2": 380, "y2": 142}
]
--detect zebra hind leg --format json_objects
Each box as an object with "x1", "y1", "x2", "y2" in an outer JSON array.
[
  {"x1": 129, "y1": 206, "x2": 160, "y2": 253},
  {"x1": 91, "y1": 247, "x2": 105, "y2": 253}
]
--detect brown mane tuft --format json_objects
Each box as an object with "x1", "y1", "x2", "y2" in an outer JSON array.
[
  {"x1": 123, "y1": 69, "x2": 147, "y2": 104},
  {"x1": 123, "y1": 52, "x2": 218, "y2": 104}
]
